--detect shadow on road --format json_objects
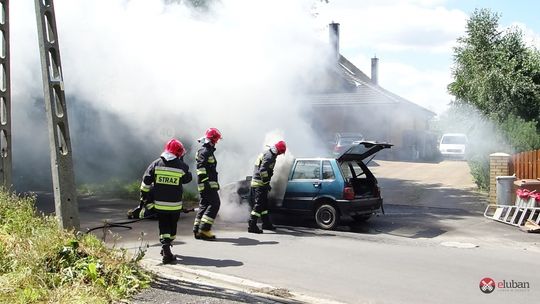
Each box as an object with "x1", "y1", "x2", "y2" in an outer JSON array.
[
  {"x1": 214, "y1": 237, "x2": 279, "y2": 246},
  {"x1": 34, "y1": 176, "x2": 490, "y2": 242},
  {"x1": 377, "y1": 178, "x2": 487, "y2": 212},
  {"x1": 274, "y1": 226, "x2": 337, "y2": 238},
  {"x1": 174, "y1": 255, "x2": 244, "y2": 268},
  {"x1": 132, "y1": 275, "x2": 271, "y2": 304},
  {"x1": 271, "y1": 178, "x2": 488, "y2": 240}
]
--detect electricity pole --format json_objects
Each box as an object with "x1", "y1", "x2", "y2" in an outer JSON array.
[
  {"x1": 0, "y1": 0, "x2": 12, "y2": 189},
  {"x1": 34, "y1": 0, "x2": 79, "y2": 230}
]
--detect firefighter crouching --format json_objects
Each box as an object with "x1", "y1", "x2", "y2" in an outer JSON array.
[
  {"x1": 193, "y1": 128, "x2": 223, "y2": 240},
  {"x1": 248, "y1": 140, "x2": 287, "y2": 234},
  {"x1": 140, "y1": 138, "x2": 192, "y2": 264}
]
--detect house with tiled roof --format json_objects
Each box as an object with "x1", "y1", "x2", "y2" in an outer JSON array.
[{"x1": 310, "y1": 23, "x2": 437, "y2": 160}]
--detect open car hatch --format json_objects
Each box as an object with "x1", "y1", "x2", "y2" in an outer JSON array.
[{"x1": 337, "y1": 141, "x2": 393, "y2": 162}]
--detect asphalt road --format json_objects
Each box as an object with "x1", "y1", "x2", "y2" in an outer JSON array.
[{"x1": 35, "y1": 160, "x2": 540, "y2": 304}]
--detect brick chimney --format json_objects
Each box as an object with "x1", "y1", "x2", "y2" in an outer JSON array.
[
  {"x1": 329, "y1": 22, "x2": 340, "y2": 61},
  {"x1": 371, "y1": 56, "x2": 379, "y2": 85}
]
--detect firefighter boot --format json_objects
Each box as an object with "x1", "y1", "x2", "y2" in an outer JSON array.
[
  {"x1": 193, "y1": 225, "x2": 201, "y2": 239},
  {"x1": 261, "y1": 214, "x2": 276, "y2": 230},
  {"x1": 248, "y1": 217, "x2": 263, "y2": 234},
  {"x1": 198, "y1": 229, "x2": 216, "y2": 240},
  {"x1": 161, "y1": 244, "x2": 175, "y2": 264}
]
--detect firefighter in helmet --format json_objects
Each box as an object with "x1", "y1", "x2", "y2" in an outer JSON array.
[
  {"x1": 140, "y1": 138, "x2": 192, "y2": 264},
  {"x1": 248, "y1": 140, "x2": 286, "y2": 234},
  {"x1": 193, "y1": 128, "x2": 223, "y2": 240}
]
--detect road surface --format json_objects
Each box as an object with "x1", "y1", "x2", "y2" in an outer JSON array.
[{"x1": 36, "y1": 160, "x2": 540, "y2": 303}]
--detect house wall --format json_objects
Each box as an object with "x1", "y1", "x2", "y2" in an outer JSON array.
[
  {"x1": 489, "y1": 153, "x2": 511, "y2": 204},
  {"x1": 311, "y1": 103, "x2": 436, "y2": 160}
]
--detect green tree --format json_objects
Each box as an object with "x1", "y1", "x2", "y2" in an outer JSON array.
[
  {"x1": 446, "y1": 9, "x2": 540, "y2": 190},
  {"x1": 448, "y1": 8, "x2": 540, "y2": 124}
]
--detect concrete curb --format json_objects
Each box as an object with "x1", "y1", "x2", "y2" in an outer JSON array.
[{"x1": 141, "y1": 258, "x2": 346, "y2": 304}]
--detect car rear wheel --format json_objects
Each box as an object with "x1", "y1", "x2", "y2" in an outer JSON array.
[{"x1": 315, "y1": 204, "x2": 339, "y2": 230}]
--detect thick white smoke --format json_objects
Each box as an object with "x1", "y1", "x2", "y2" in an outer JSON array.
[{"x1": 9, "y1": 1, "x2": 332, "y2": 220}]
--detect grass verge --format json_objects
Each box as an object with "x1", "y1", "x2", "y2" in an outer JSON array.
[{"x1": 0, "y1": 190, "x2": 152, "y2": 303}]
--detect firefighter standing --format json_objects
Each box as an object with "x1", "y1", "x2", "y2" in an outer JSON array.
[
  {"x1": 193, "y1": 128, "x2": 223, "y2": 240},
  {"x1": 248, "y1": 140, "x2": 287, "y2": 234},
  {"x1": 140, "y1": 138, "x2": 192, "y2": 264}
]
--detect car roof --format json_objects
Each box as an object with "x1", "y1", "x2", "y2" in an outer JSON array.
[
  {"x1": 441, "y1": 133, "x2": 467, "y2": 137},
  {"x1": 295, "y1": 157, "x2": 334, "y2": 161}
]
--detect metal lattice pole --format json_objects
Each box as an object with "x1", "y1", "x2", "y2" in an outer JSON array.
[
  {"x1": 0, "y1": 0, "x2": 12, "y2": 189},
  {"x1": 34, "y1": 0, "x2": 79, "y2": 230}
]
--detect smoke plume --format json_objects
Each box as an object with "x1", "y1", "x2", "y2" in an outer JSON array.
[{"x1": 9, "y1": 1, "x2": 332, "y2": 220}]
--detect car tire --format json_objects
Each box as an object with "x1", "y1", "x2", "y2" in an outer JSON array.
[
  {"x1": 315, "y1": 203, "x2": 339, "y2": 230},
  {"x1": 352, "y1": 214, "x2": 372, "y2": 222}
]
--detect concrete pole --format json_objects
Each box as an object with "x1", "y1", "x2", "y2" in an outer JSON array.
[
  {"x1": 0, "y1": 0, "x2": 12, "y2": 190},
  {"x1": 34, "y1": 0, "x2": 79, "y2": 230}
]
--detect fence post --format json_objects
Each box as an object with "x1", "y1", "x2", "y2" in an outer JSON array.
[{"x1": 489, "y1": 153, "x2": 511, "y2": 204}]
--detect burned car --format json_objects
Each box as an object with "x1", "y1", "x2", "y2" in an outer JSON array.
[{"x1": 226, "y1": 142, "x2": 392, "y2": 230}]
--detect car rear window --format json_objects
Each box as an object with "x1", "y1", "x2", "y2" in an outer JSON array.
[
  {"x1": 340, "y1": 161, "x2": 364, "y2": 179},
  {"x1": 292, "y1": 160, "x2": 320, "y2": 180}
]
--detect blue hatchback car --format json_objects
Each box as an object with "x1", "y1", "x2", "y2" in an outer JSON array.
[{"x1": 231, "y1": 141, "x2": 392, "y2": 230}]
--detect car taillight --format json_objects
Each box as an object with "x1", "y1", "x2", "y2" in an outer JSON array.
[
  {"x1": 343, "y1": 186, "x2": 355, "y2": 200},
  {"x1": 373, "y1": 186, "x2": 380, "y2": 197}
]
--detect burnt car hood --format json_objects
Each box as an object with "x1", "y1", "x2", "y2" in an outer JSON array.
[{"x1": 336, "y1": 141, "x2": 393, "y2": 162}]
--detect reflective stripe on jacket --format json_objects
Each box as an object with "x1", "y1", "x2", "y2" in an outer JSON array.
[
  {"x1": 196, "y1": 142, "x2": 219, "y2": 192},
  {"x1": 140, "y1": 156, "x2": 192, "y2": 211},
  {"x1": 251, "y1": 149, "x2": 276, "y2": 188}
]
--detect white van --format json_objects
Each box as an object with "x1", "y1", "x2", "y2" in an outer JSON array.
[{"x1": 439, "y1": 133, "x2": 467, "y2": 159}]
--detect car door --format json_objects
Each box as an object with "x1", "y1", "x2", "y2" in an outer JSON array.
[{"x1": 283, "y1": 160, "x2": 321, "y2": 211}]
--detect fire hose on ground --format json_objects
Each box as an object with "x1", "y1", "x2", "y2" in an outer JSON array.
[{"x1": 86, "y1": 208, "x2": 197, "y2": 234}]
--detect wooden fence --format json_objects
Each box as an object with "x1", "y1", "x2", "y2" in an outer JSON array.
[{"x1": 511, "y1": 149, "x2": 540, "y2": 179}]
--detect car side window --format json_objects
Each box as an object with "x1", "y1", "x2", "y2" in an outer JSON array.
[
  {"x1": 292, "y1": 160, "x2": 320, "y2": 180},
  {"x1": 322, "y1": 161, "x2": 335, "y2": 180}
]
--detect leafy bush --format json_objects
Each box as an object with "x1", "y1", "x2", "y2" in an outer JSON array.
[
  {"x1": 182, "y1": 189, "x2": 199, "y2": 203},
  {"x1": 0, "y1": 190, "x2": 152, "y2": 303},
  {"x1": 77, "y1": 179, "x2": 140, "y2": 200},
  {"x1": 467, "y1": 115, "x2": 540, "y2": 191},
  {"x1": 499, "y1": 114, "x2": 540, "y2": 152},
  {"x1": 468, "y1": 155, "x2": 491, "y2": 191},
  {"x1": 78, "y1": 180, "x2": 200, "y2": 204}
]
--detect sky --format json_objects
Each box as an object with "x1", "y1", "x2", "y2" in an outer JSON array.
[{"x1": 316, "y1": 0, "x2": 540, "y2": 114}]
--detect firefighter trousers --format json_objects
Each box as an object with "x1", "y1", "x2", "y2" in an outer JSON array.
[
  {"x1": 194, "y1": 188, "x2": 221, "y2": 232},
  {"x1": 250, "y1": 186, "x2": 271, "y2": 224},
  {"x1": 158, "y1": 211, "x2": 180, "y2": 245}
]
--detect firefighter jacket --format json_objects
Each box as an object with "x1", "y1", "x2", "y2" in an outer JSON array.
[
  {"x1": 140, "y1": 154, "x2": 192, "y2": 212},
  {"x1": 251, "y1": 148, "x2": 277, "y2": 188},
  {"x1": 196, "y1": 142, "x2": 219, "y2": 192}
]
